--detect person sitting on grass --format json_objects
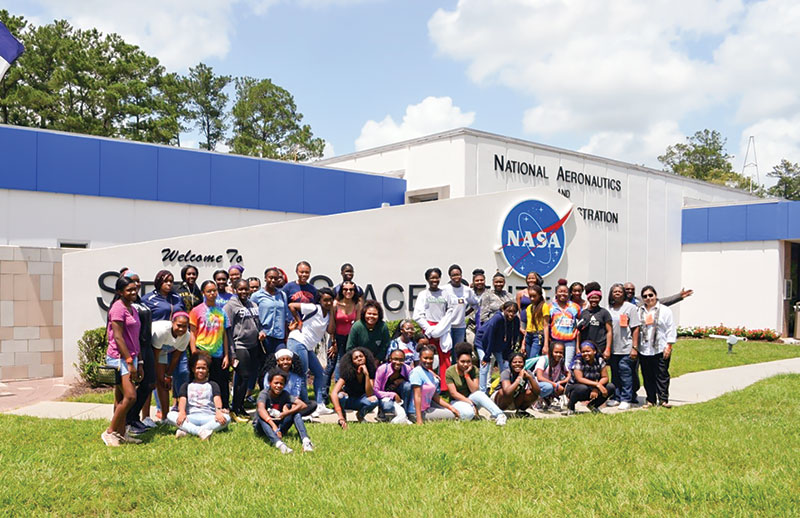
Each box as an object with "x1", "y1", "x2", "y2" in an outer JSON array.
[
  {"x1": 446, "y1": 342, "x2": 507, "y2": 426},
  {"x1": 374, "y1": 349, "x2": 412, "y2": 424},
  {"x1": 167, "y1": 351, "x2": 230, "y2": 440},
  {"x1": 409, "y1": 344, "x2": 460, "y2": 425},
  {"x1": 534, "y1": 342, "x2": 571, "y2": 410},
  {"x1": 331, "y1": 347, "x2": 391, "y2": 429},
  {"x1": 564, "y1": 341, "x2": 616, "y2": 415},
  {"x1": 262, "y1": 348, "x2": 317, "y2": 418},
  {"x1": 493, "y1": 352, "x2": 539, "y2": 417},
  {"x1": 254, "y1": 368, "x2": 313, "y2": 454}
]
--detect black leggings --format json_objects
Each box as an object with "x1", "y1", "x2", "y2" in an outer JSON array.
[
  {"x1": 233, "y1": 347, "x2": 264, "y2": 413},
  {"x1": 565, "y1": 382, "x2": 616, "y2": 410},
  {"x1": 127, "y1": 345, "x2": 155, "y2": 424},
  {"x1": 640, "y1": 353, "x2": 671, "y2": 404},
  {"x1": 209, "y1": 355, "x2": 230, "y2": 410}
]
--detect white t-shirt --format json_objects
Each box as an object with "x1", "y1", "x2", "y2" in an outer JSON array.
[
  {"x1": 442, "y1": 283, "x2": 480, "y2": 329},
  {"x1": 638, "y1": 303, "x2": 677, "y2": 356},
  {"x1": 608, "y1": 301, "x2": 641, "y2": 355},
  {"x1": 151, "y1": 319, "x2": 190, "y2": 352},
  {"x1": 288, "y1": 303, "x2": 330, "y2": 350}
]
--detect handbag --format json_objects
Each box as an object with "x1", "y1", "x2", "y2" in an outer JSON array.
[{"x1": 96, "y1": 365, "x2": 121, "y2": 386}]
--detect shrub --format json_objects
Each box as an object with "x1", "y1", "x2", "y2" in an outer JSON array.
[
  {"x1": 677, "y1": 325, "x2": 780, "y2": 342},
  {"x1": 386, "y1": 318, "x2": 423, "y2": 340},
  {"x1": 75, "y1": 327, "x2": 108, "y2": 386}
]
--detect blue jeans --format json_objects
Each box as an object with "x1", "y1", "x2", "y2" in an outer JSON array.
[
  {"x1": 609, "y1": 354, "x2": 638, "y2": 403},
  {"x1": 526, "y1": 333, "x2": 542, "y2": 359},
  {"x1": 450, "y1": 327, "x2": 467, "y2": 361},
  {"x1": 287, "y1": 338, "x2": 325, "y2": 405},
  {"x1": 338, "y1": 392, "x2": 386, "y2": 417},
  {"x1": 321, "y1": 334, "x2": 347, "y2": 403},
  {"x1": 476, "y1": 348, "x2": 507, "y2": 394},
  {"x1": 451, "y1": 390, "x2": 504, "y2": 421},
  {"x1": 254, "y1": 413, "x2": 309, "y2": 445},
  {"x1": 263, "y1": 336, "x2": 286, "y2": 355},
  {"x1": 167, "y1": 410, "x2": 229, "y2": 436},
  {"x1": 171, "y1": 351, "x2": 189, "y2": 402},
  {"x1": 538, "y1": 381, "x2": 556, "y2": 399},
  {"x1": 562, "y1": 341, "x2": 577, "y2": 369}
]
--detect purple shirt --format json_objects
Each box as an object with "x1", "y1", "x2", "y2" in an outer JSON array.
[
  {"x1": 106, "y1": 299, "x2": 141, "y2": 358},
  {"x1": 374, "y1": 362, "x2": 410, "y2": 400}
]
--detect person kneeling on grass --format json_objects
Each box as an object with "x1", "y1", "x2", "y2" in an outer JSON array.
[
  {"x1": 446, "y1": 342, "x2": 507, "y2": 426},
  {"x1": 564, "y1": 341, "x2": 616, "y2": 415},
  {"x1": 374, "y1": 349, "x2": 412, "y2": 424},
  {"x1": 167, "y1": 352, "x2": 230, "y2": 440},
  {"x1": 254, "y1": 368, "x2": 314, "y2": 454},
  {"x1": 409, "y1": 344, "x2": 460, "y2": 425},
  {"x1": 262, "y1": 349, "x2": 318, "y2": 418},
  {"x1": 534, "y1": 342, "x2": 571, "y2": 410},
  {"x1": 493, "y1": 352, "x2": 539, "y2": 418},
  {"x1": 332, "y1": 348, "x2": 391, "y2": 429}
]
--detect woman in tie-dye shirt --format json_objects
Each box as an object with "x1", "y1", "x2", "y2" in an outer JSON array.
[
  {"x1": 544, "y1": 279, "x2": 581, "y2": 369},
  {"x1": 190, "y1": 280, "x2": 232, "y2": 410}
]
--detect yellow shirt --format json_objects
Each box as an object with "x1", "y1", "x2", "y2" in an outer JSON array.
[{"x1": 526, "y1": 303, "x2": 548, "y2": 333}]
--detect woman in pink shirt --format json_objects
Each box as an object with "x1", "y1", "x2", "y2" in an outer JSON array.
[{"x1": 320, "y1": 280, "x2": 361, "y2": 405}]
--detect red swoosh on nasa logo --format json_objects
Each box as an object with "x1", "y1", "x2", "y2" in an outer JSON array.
[{"x1": 507, "y1": 207, "x2": 573, "y2": 271}]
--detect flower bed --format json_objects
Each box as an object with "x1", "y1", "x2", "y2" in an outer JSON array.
[{"x1": 677, "y1": 325, "x2": 780, "y2": 341}]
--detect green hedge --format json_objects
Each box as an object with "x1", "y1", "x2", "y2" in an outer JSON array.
[{"x1": 75, "y1": 327, "x2": 109, "y2": 386}]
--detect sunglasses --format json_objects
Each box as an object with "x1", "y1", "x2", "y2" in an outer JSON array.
[
  {"x1": 342, "y1": 288, "x2": 355, "y2": 292},
  {"x1": 643, "y1": 293, "x2": 656, "y2": 298}
]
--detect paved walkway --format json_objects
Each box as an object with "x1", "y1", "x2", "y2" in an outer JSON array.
[{"x1": 4, "y1": 357, "x2": 800, "y2": 422}]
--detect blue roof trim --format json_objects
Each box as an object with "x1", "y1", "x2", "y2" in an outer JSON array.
[
  {"x1": 0, "y1": 125, "x2": 406, "y2": 215},
  {"x1": 682, "y1": 201, "x2": 800, "y2": 243}
]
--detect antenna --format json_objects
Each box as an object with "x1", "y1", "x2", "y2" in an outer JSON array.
[{"x1": 741, "y1": 136, "x2": 759, "y2": 193}]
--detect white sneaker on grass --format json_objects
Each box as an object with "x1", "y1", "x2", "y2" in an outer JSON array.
[
  {"x1": 101, "y1": 430, "x2": 122, "y2": 447},
  {"x1": 302, "y1": 438, "x2": 314, "y2": 452},
  {"x1": 175, "y1": 429, "x2": 188, "y2": 438},
  {"x1": 198, "y1": 429, "x2": 213, "y2": 441},
  {"x1": 316, "y1": 406, "x2": 334, "y2": 415},
  {"x1": 276, "y1": 441, "x2": 293, "y2": 454},
  {"x1": 495, "y1": 413, "x2": 507, "y2": 426},
  {"x1": 606, "y1": 400, "x2": 620, "y2": 408},
  {"x1": 141, "y1": 417, "x2": 158, "y2": 428},
  {"x1": 618, "y1": 402, "x2": 631, "y2": 410}
]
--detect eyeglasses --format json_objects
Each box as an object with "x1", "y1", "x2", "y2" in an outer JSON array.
[
  {"x1": 643, "y1": 293, "x2": 656, "y2": 299},
  {"x1": 342, "y1": 288, "x2": 355, "y2": 292}
]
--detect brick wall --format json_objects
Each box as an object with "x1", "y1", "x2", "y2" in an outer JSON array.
[{"x1": 0, "y1": 246, "x2": 65, "y2": 380}]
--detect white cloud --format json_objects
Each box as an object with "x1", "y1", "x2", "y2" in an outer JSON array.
[
  {"x1": 322, "y1": 140, "x2": 336, "y2": 159},
  {"x1": 355, "y1": 96, "x2": 475, "y2": 150},
  {"x1": 429, "y1": 0, "x2": 800, "y2": 170}
]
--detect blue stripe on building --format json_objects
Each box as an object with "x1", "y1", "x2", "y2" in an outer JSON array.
[
  {"x1": 0, "y1": 125, "x2": 406, "y2": 215},
  {"x1": 682, "y1": 201, "x2": 800, "y2": 244}
]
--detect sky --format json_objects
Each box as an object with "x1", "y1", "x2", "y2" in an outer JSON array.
[{"x1": 6, "y1": 0, "x2": 800, "y2": 185}]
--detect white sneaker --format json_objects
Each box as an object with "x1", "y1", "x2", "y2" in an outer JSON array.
[
  {"x1": 198, "y1": 429, "x2": 213, "y2": 441},
  {"x1": 618, "y1": 402, "x2": 631, "y2": 410},
  {"x1": 277, "y1": 441, "x2": 293, "y2": 454},
  {"x1": 142, "y1": 417, "x2": 158, "y2": 428},
  {"x1": 316, "y1": 406, "x2": 335, "y2": 415},
  {"x1": 606, "y1": 400, "x2": 620, "y2": 408},
  {"x1": 101, "y1": 430, "x2": 122, "y2": 447},
  {"x1": 175, "y1": 429, "x2": 188, "y2": 438},
  {"x1": 495, "y1": 413, "x2": 507, "y2": 426},
  {"x1": 302, "y1": 437, "x2": 314, "y2": 452}
]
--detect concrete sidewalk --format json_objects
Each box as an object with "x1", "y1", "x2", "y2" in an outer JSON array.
[
  {"x1": 4, "y1": 357, "x2": 800, "y2": 422},
  {"x1": 0, "y1": 377, "x2": 70, "y2": 412}
]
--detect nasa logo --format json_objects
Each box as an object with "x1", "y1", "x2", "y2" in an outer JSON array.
[{"x1": 498, "y1": 199, "x2": 572, "y2": 278}]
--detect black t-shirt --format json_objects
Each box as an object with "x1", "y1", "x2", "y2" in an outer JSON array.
[
  {"x1": 343, "y1": 374, "x2": 369, "y2": 399},
  {"x1": 257, "y1": 388, "x2": 295, "y2": 411},
  {"x1": 577, "y1": 306, "x2": 612, "y2": 348}
]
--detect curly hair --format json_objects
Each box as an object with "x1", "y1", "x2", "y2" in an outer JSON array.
[{"x1": 338, "y1": 347, "x2": 377, "y2": 382}]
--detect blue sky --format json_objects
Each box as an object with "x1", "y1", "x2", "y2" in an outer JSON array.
[{"x1": 7, "y1": 0, "x2": 800, "y2": 184}]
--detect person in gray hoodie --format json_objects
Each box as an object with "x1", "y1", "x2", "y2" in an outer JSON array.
[{"x1": 224, "y1": 279, "x2": 266, "y2": 421}]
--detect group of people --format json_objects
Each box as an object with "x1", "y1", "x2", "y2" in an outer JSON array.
[{"x1": 100, "y1": 261, "x2": 687, "y2": 454}]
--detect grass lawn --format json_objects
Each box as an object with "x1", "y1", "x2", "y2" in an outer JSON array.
[
  {"x1": 1, "y1": 375, "x2": 798, "y2": 516},
  {"x1": 64, "y1": 338, "x2": 800, "y2": 405}
]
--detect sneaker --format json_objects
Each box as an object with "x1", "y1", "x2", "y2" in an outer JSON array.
[
  {"x1": 302, "y1": 437, "x2": 315, "y2": 452},
  {"x1": 276, "y1": 442, "x2": 293, "y2": 454},
  {"x1": 515, "y1": 410, "x2": 534, "y2": 419},
  {"x1": 356, "y1": 409, "x2": 367, "y2": 423},
  {"x1": 495, "y1": 413, "x2": 507, "y2": 426},
  {"x1": 141, "y1": 417, "x2": 158, "y2": 428},
  {"x1": 127, "y1": 421, "x2": 148, "y2": 435},
  {"x1": 175, "y1": 429, "x2": 188, "y2": 439},
  {"x1": 659, "y1": 401, "x2": 672, "y2": 408},
  {"x1": 563, "y1": 409, "x2": 576, "y2": 416},
  {"x1": 122, "y1": 430, "x2": 143, "y2": 444},
  {"x1": 232, "y1": 412, "x2": 250, "y2": 424},
  {"x1": 101, "y1": 430, "x2": 122, "y2": 447},
  {"x1": 588, "y1": 405, "x2": 601, "y2": 414},
  {"x1": 315, "y1": 406, "x2": 334, "y2": 415},
  {"x1": 606, "y1": 400, "x2": 620, "y2": 407},
  {"x1": 302, "y1": 415, "x2": 313, "y2": 422},
  {"x1": 198, "y1": 429, "x2": 213, "y2": 441},
  {"x1": 618, "y1": 402, "x2": 631, "y2": 410}
]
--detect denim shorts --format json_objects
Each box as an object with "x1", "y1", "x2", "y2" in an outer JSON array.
[
  {"x1": 156, "y1": 345, "x2": 176, "y2": 365},
  {"x1": 106, "y1": 355, "x2": 139, "y2": 377}
]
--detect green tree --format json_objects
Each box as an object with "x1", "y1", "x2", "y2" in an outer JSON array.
[
  {"x1": 228, "y1": 77, "x2": 325, "y2": 160},
  {"x1": 186, "y1": 62, "x2": 230, "y2": 150},
  {"x1": 658, "y1": 129, "x2": 763, "y2": 193},
  {"x1": 766, "y1": 160, "x2": 800, "y2": 200},
  {"x1": 152, "y1": 72, "x2": 191, "y2": 146}
]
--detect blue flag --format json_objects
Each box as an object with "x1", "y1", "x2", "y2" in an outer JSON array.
[{"x1": 0, "y1": 21, "x2": 24, "y2": 81}]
